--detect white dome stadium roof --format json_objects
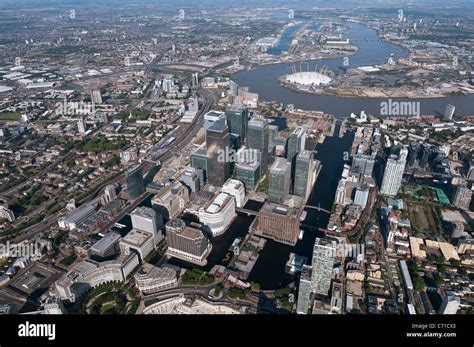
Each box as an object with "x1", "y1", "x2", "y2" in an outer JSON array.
[{"x1": 285, "y1": 71, "x2": 331, "y2": 86}]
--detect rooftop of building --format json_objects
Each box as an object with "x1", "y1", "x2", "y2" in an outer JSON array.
[
  {"x1": 260, "y1": 201, "x2": 300, "y2": 218},
  {"x1": 182, "y1": 167, "x2": 198, "y2": 177},
  {"x1": 226, "y1": 106, "x2": 246, "y2": 113},
  {"x1": 121, "y1": 228, "x2": 154, "y2": 247},
  {"x1": 297, "y1": 150, "x2": 313, "y2": 160},
  {"x1": 207, "y1": 118, "x2": 228, "y2": 133},
  {"x1": 60, "y1": 203, "x2": 96, "y2": 224},
  {"x1": 248, "y1": 116, "x2": 268, "y2": 128},
  {"x1": 292, "y1": 126, "x2": 306, "y2": 136},
  {"x1": 191, "y1": 144, "x2": 208, "y2": 157},
  {"x1": 204, "y1": 192, "x2": 234, "y2": 214},
  {"x1": 91, "y1": 232, "x2": 121, "y2": 253},
  {"x1": 181, "y1": 226, "x2": 205, "y2": 239},
  {"x1": 235, "y1": 160, "x2": 260, "y2": 169},
  {"x1": 166, "y1": 218, "x2": 186, "y2": 230},
  {"x1": 152, "y1": 181, "x2": 186, "y2": 201},
  {"x1": 131, "y1": 206, "x2": 156, "y2": 219},
  {"x1": 204, "y1": 110, "x2": 225, "y2": 119},
  {"x1": 300, "y1": 264, "x2": 313, "y2": 280},
  {"x1": 270, "y1": 157, "x2": 290, "y2": 172},
  {"x1": 222, "y1": 178, "x2": 244, "y2": 191}
]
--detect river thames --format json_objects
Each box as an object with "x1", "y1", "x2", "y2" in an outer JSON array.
[
  {"x1": 125, "y1": 21, "x2": 472, "y2": 290},
  {"x1": 234, "y1": 22, "x2": 474, "y2": 118}
]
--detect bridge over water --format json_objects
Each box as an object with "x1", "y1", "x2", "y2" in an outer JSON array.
[{"x1": 236, "y1": 204, "x2": 331, "y2": 216}]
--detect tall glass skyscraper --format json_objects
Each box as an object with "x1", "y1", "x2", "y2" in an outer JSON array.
[
  {"x1": 286, "y1": 126, "x2": 306, "y2": 163},
  {"x1": 206, "y1": 118, "x2": 231, "y2": 186},
  {"x1": 126, "y1": 164, "x2": 145, "y2": 200},
  {"x1": 380, "y1": 148, "x2": 408, "y2": 196},
  {"x1": 190, "y1": 145, "x2": 208, "y2": 183},
  {"x1": 268, "y1": 157, "x2": 291, "y2": 204},
  {"x1": 225, "y1": 107, "x2": 248, "y2": 146},
  {"x1": 247, "y1": 116, "x2": 269, "y2": 176},
  {"x1": 294, "y1": 150, "x2": 318, "y2": 199},
  {"x1": 234, "y1": 161, "x2": 260, "y2": 190}
]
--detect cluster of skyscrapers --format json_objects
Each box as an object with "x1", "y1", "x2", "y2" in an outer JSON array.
[{"x1": 189, "y1": 108, "x2": 320, "y2": 246}]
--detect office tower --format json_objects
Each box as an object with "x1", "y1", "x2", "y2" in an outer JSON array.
[
  {"x1": 247, "y1": 116, "x2": 270, "y2": 175},
  {"x1": 130, "y1": 206, "x2": 164, "y2": 244},
  {"x1": 268, "y1": 125, "x2": 278, "y2": 149},
  {"x1": 351, "y1": 153, "x2": 376, "y2": 177},
  {"x1": 77, "y1": 118, "x2": 86, "y2": 134},
  {"x1": 104, "y1": 184, "x2": 117, "y2": 202},
  {"x1": 228, "y1": 132, "x2": 239, "y2": 150},
  {"x1": 407, "y1": 142, "x2": 419, "y2": 167},
  {"x1": 353, "y1": 184, "x2": 370, "y2": 209},
  {"x1": 90, "y1": 89, "x2": 102, "y2": 104},
  {"x1": 452, "y1": 184, "x2": 472, "y2": 210},
  {"x1": 162, "y1": 75, "x2": 174, "y2": 92},
  {"x1": 438, "y1": 293, "x2": 460, "y2": 314},
  {"x1": 256, "y1": 202, "x2": 302, "y2": 246},
  {"x1": 126, "y1": 165, "x2": 145, "y2": 200},
  {"x1": 151, "y1": 181, "x2": 190, "y2": 220},
  {"x1": 296, "y1": 265, "x2": 313, "y2": 314},
  {"x1": 190, "y1": 145, "x2": 208, "y2": 182},
  {"x1": 192, "y1": 72, "x2": 199, "y2": 88},
  {"x1": 311, "y1": 238, "x2": 337, "y2": 296},
  {"x1": 287, "y1": 126, "x2": 306, "y2": 163},
  {"x1": 206, "y1": 118, "x2": 231, "y2": 186},
  {"x1": 294, "y1": 151, "x2": 319, "y2": 199},
  {"x1": 165, "y1": 218, "x2": 211, "y2": 265},
  {"x1": 268, "y1": 158, "x2": 291, "y2": 204},
  {"x1": 228, "y1": 80, "x2": 239, "y2": 97},
  {"x1": 444, "y1": 104, "x2": 455, "y2": 120},
  {"x1": 234, "y1": 160, "x2": 260, "y2": 190},
  {"x1": 120, "y1": 229, "x2": 155, "y2": 262},
  {"x1": 180, "y1": 167, "x2": 201, "y2": 193},
  {"x1": 418, "y1": 143, "x2": 431, "y2": 169},
  {"x1": 467, "y1": 161, "x2": 474, "y2": 182},
  {"x1": 204, "y1": 110, "x2": 225, "y2": 129},
  {"x1": 225, "y1": 107, "x2": 248, "y2": 145},
  {"x1": 380, "y1": 149, "x2": 407, "y2": 196}
]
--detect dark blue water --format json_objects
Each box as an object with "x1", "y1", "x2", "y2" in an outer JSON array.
[
  {"x1": 234, "y1": 22, "x2": 474, "y2": 118},
  {"x1": 267, "y1": 23, "x2": 305, "y2": 56},
  {"x1": 246, "y1": 122, "x2": 354, "y2": 289}
]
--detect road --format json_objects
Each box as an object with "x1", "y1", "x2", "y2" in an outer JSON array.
[{"x1": 11, "y1": 88, "x2": 215, "y2": 243}]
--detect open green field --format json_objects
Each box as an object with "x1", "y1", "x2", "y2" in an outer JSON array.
[{"x1": 0, "y1": 112, "x2": 20, "y2": 121}]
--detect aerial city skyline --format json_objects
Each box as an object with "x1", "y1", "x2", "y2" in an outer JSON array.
[{"x1": 0, "y1": 2, "x2": 473, "y2": 335}]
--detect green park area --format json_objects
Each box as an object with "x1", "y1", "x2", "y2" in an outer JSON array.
[{"x1": 0, "y1": 112, "x2": 21, "y2": 121}]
